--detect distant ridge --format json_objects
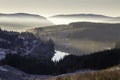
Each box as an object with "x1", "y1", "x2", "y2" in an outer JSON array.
[
  {"x1": 50, "y1": 14, "x2": 112, "y2": 18},
  {"x1": 49, "y1": 14, "x2": 120, "y2": 24},
  {"x1": 0, "y1": 13, "x2": 54, "y2": 32},
  {"x1": 0, "y1": 13, "x2": 46, "y2": 19}
]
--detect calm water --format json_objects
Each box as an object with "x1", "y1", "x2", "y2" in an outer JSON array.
[{"x1": 52, "y1": 50, "x2": 69, "y2": 62}]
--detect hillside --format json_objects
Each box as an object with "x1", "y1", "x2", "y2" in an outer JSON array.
[
  {"x1": 27, "y1": 22, "x2": 120, "y2": 55},
  {"x1": 0, "y1": 65, "x2": 52, "y2": 80},
  {"x1": 0, "y1": 13, "x2": 53, "y2": 32},
  {"x1": 0, "y1": 64, "x2": 119, "y2": 80},
  {"x1": 0, "y1": 29, "x2": 55, "y2": 60},
  {"x1": 48, "y1": 65, "x2": 120, "y2": 80},
  {"x1": 0, "y1": 40, "x2": 120, "y2": 79}
]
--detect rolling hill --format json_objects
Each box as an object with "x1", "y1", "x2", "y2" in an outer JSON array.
[
  {"x1": 48, "y1": 65, "x2": 120, "y2": 80},
  {"x1": 27, "y1": 22, "x2": 120, "y2": 55}
]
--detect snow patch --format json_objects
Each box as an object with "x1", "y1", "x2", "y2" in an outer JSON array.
[
  {"x1": 0, "y1": 51, "x2": 6, "y2": 60},
  {"x1": 0, "y1": 66, "x2": 8, "y2": 72}
]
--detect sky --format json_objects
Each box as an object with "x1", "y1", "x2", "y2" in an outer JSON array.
[{"x1": 0, "y1": 0, "x2": 119, "y2": 17}]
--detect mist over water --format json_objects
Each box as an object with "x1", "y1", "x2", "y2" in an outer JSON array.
[{"x1": 47, "y1": 18, "x2": 104, "y2": 25}]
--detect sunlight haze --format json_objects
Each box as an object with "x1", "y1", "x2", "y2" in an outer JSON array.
[{"x1": 0, "y1": 0, "x2": 119, "y2": 17}]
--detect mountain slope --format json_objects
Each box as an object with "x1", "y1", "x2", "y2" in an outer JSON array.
[
  {"x1": 27, "y1": 22, "x2": 120, "y2": 55},
  {"x1": 0, "y1": 65, "x2": 52, "y2": 80},
  {"x1": 0, "y1": 13, "x2": 53, "y2": 32},
  {"x1": 0, "y1": 29, "x2": 55, "y2": 60}
]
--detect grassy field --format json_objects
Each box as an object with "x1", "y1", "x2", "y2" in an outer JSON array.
[{"x1": 48, "y1": 65, "x2": 120, "y2": 80}]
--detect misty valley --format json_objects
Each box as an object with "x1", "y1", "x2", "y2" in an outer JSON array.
[{"x1": 0, "y1": 13, "x2": 120, "y2": 80}]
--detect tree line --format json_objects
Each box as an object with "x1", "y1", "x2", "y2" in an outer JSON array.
[{"x1": 1, "y1": 48, "x2": 120, "y2": 75}]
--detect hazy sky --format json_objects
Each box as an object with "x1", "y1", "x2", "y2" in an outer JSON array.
[{"x1": 0, "y1": 0, "x2": 119, "y2": 17}]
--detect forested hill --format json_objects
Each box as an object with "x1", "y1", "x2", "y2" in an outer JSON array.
[
  {"x1": 0, "y1": 28, "x2": 55, "y2": 60},
  {"x1": 27, "y1": 22, "x2": 120, "y2": 55}
]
